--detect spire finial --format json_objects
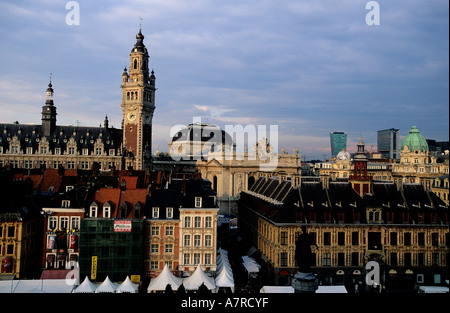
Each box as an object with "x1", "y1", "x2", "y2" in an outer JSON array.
[{"x1": 139, "y1": 17, "x2": 143, "y2": 30}]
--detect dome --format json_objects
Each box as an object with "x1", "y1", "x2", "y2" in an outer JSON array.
[
  {"x1": 171, "y1": 123, "x2": 233, "y2": 145},
  {"x1": 336, "y1": 149, "x2": 351, "y2": 161},
  {"x1": 401, "y1": 126, "x2": 428, "y2": 152}
]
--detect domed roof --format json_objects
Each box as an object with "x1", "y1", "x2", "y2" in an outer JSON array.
[
  {"x1": 401, "y1": 126, "x2": 428, "y2": 152},
  {"x1": 336, "y1": 149, "x2": 351, "y2": 161},
  {"x1": 171, "y1": 123, "x2": 233, "y2": 145}
]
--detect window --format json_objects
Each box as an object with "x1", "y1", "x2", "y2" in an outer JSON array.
[
  {"x1": 184, "y1": 216, "x2": 191, "y2": 228},
  {"x1": 338, "y1": 232, "x2": 345, "y2": 246},
  {"x1": 150, "y1": 261, "x2": 159, "y2": 270},
  {"x1": 104, "y1": 203, "x2": 111, "y2": 218},
  {"x1": 184, "y1": 235, "x2": 191, "y2": 247},
  {"x1": 432, "y1": 253, "x2": 439, "y2": 266},
  {"x1": 151, "y1": 226, "x2": 159, "y2": 236},
  {"x1": 205, "y1": 254, "x2": 212, "y2": 265},
  {"x1": 390, "y1": 232, "x2": 398, "y2": 246},
  {"x1": 152, "y1": 207, "x2": 159, "y2": 219},
  {"x1": 324, "y1": 232, "x2": 331, "y2": 246},
  {"x1": 352, "y1": 232, "x2": 359, "y2": 246},
  {"x1": 165, "y1": 226, "x2": 173, "y2": 236},
  {"x1": 71, "y1": 217, "x2": 80, "y2": 230},
  {"x1": 338, "y1": 253, "x2": 345, "y2": 266},
  {"x1": 418, "y1": 253, "x2": 425, "y2": 266},
  {"x1": 404, "y1": 233, "x2": 411, "y2": 246},
  {"x1": 184, "y1": 254, "x2": 190, "y2": 265},
  {"x1": 49, "y1": 216, "x2": 58, "y2": 230},
  {"x1": 205, "y1": 216, "x2": 212, "y2": 228},
  {"x1": 195, "y1": 197, "x2": 202, "y2": 208},
  {"x1": 404, "y1": 253, "x2": 412, "y2": 266},
  {"x1": 7, "y1": 226, "x2": 15, "y2": 238},
  {"x1": 166, "y1": 207, "x2": 173, "y2": 219},
  {"x1": 323, "y1": 253, "x2": 331, "y2": 266},
  {"x1": 165, "y1": 244, "x2": 173, "y2": 254},
  {"x1": 432, "y1": 233, "x2": 439, "y2": 246},
  {"x1": 194, "y1": 216, "x2": 201, "y2": 228},
  {"x1": 418, "y1": 233, "x2": 425, "y2": 246},
  {"x1": 193, "y1": 253, "x2": 200, "y2": 265},
  {"x1": 60, "y1": 217, "x2": 69, "y2": 230},
  {"x1": 280, "y1": 231, "x2": 288, "y2": 245},
  {"x1": 61, "y1": 200, "x2": 70, "y2": 208},
  {"x1": 280, "y1": 252, "x2": 288, "y2": 267},
  {"x1": 351, "y1": 252, "x2": 359, "y2": 266},
  {"x1": 205, "y1": 235, "x2": 212, "y2": 247},
  {"x1": 194, "y1": 235, "x2": 201, "y2": 247},
  {"x1": 151, "y1": 244, "x2": 159, "y2": 253},
  {"x1": 390, "y1": 253, "x2": 398, "y2": 266}
]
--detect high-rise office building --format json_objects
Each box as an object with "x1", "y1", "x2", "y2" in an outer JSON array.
[
  {"x1": 377, "y1": 128, "x2": 400, "y2": 159},
  {"x1": 330, "y1": 132, "x2": 347, "y2": 157}
]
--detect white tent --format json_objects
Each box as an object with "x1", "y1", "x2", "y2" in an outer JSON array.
[
  {"x1": 215, "y1": 267, "x2": 235, "y2": 292},
  {"x1": 260, "y1": 286, "x2": 294, "y2": 293},
  {"x1": 242, "y1": 256, "x2": 260, "y2": 273},
  {"x1": 147, "y1": 264, "x2": 183, "y2": 293},
  {"x1": 0, "y1": 279, "x2": 76, "y2": 293},
  {"x1": 72, "y1": 276, "x2": 97, "y2": 293},
  {"x1": 183, "y1": 264, "x2": 216, "y2": 291},
  {"x1": 95, "y1": 276, "x2": 118, "y2": 293},
  {"x1": 316, "y1": 285, "x2": 348, "y2": 293},
  {"x1": 117, "y1": 276, "x2": 139, "y2": 293}
]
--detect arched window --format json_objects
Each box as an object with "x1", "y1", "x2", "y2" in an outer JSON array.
[
  {"x1": 133, "y1": 59, "x2": 137, "y2": 69},
  {"x1": 127, "y1": 92, "x2": 130, "y2": 100}
]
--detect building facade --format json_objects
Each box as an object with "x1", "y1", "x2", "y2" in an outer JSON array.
[
  {"x1": 378, "y1": 128, "x2": 400, "y2": 160},
  {"x1": 330, "y1": 132, "x2": 347, "y2": 158},
  {"x1": 238, "y1": 176, "x2": 449, "y2": 292}
]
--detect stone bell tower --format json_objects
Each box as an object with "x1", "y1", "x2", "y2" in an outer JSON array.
[{"x1": 121, "y1": 28, "x2": 156, "y2": 170}]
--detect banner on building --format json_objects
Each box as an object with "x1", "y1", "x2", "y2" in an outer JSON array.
[
  {"x1": 91, "y1": 256, "x2": 97, "y2": 281},
  {"x1": 114, "y1": 220, "x2": 132, "y2": 232}
]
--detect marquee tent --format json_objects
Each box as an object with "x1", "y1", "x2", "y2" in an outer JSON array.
[
  {"x1": 116, "y1": 276, "x2": 139, "y2": 293},
  {"x1": 72, "y1": 276, "x2": 97, "y2": 293},
  {"x1": 147, "y1": 264, "x2": 183, "y2": 292},
  {"x1": 215, "y1": 267, "x2": 235, "y2": 292},
  {"x1": 95, "y1": 276, "x2": 118, "y2": 293},
  {"x1": 242, "y1": 256, "x2": 260, "y2": 273},
  {"x1": 183, "y1": 264, "x2": 216, "y2": 291}
]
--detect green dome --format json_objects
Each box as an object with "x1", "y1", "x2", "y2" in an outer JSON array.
[{"x1": 401, "y1": 126, "x2": 429, "y2": 152}]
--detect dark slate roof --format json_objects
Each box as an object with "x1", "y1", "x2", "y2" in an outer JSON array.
[{"x1": 0, "y1": 123, "x2": 122, "y2": 154}]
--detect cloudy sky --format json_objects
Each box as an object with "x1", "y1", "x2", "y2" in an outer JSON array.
[{"x1": 0, "y1": 0, "x2": 448, "y2": 160}]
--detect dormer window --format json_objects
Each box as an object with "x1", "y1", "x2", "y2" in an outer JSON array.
[
  {"x1": 134, "y1": 202, "x2": 142, "y2": 218},
  {"x1": 166, "y1": 207, "x2": 173, "y2": 219},
  {"x1": 120, "y1": 202, "x2": 128, "y2": 218},
  {"x1": 90, "y1": 203, "x2": 98, "y2": 217},
  {"x1": 152, "y1": 207, "x2": 159, "y2": 219},
  {"x1": 61, "y1": 200, "x2": 70, "y2": 208},
  {"x1": 195, "y1": 197, "x2": 202, "y2": 208},
  {"x1": 104, "y1": 202, "x2": 111, "y2": 218}
]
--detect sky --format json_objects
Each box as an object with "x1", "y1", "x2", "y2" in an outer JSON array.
[{"x1": 0, "y1": 0, "x2": 448, "y2": 160}]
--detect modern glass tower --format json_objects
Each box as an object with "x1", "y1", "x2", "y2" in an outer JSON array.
[
  {"x1": 377, "y1": 128, "x2": 400, "y2": 159},
  {"x1": 330, "y1": 132, "x2": 347, "y2": 157}
]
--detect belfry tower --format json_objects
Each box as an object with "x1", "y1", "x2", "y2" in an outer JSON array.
[
  {"x1": 41, "y1": 77, "x2": 57, "y2": 137},
  {"x1": 121, "y1": 28, "x2": 156, "y2": 170}
]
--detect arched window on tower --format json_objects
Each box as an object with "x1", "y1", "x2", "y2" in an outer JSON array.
[
  {"x1": 127, "y1": 92, "x2": 130, "y2": 100},
  {"x1": 134, "y1": 59, "x2": 138, "y2": 69}
]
